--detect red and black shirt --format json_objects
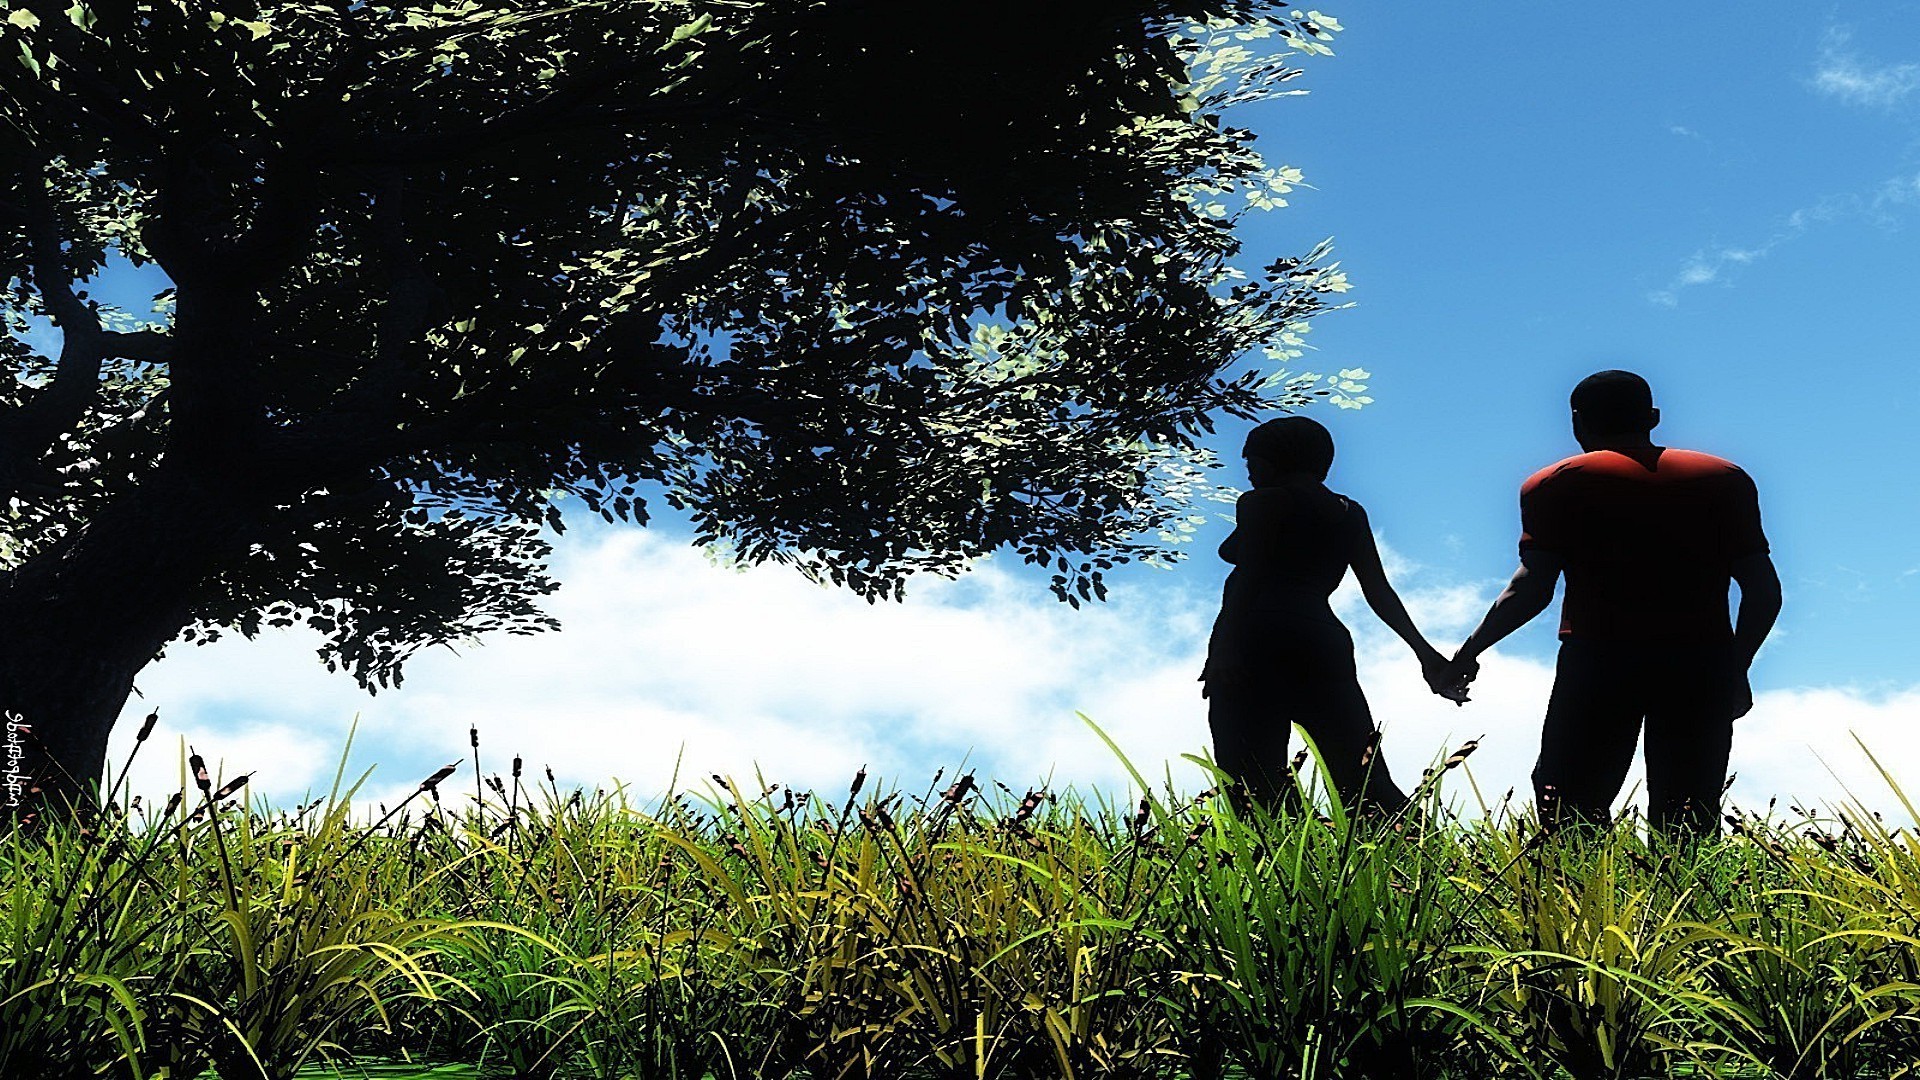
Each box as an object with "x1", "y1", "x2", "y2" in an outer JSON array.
[{"x1": 1519, "y1": 447, "x2": 1768, "y2": 641}]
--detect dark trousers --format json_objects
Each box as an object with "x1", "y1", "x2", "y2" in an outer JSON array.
[
  {"x1": 1205, "y1": 622, "x2": 1410, "y2": 820},
  {"x1": 1533, "y1": 637, "x2": 1740, "y2": 840}
]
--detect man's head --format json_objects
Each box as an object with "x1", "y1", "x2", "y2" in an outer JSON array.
[
  {"x1": 1570, "y1": 370, "x2": 1660, "y2": 450},
  {"x1": 1243, "y1": 415, "x2": 1334, "y2": 483}
]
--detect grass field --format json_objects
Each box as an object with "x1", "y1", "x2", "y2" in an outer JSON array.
[{"x1": 5, "y1": 715, "x2": 1918, "y2": 1080}]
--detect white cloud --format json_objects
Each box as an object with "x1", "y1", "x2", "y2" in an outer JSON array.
[
  {"x1": 1648, "y1": 243, "x2": 1775, "y2": 307},
  {"x1": 104, "y1": 527, "x2": 1920, "y2": 831},
  {"x1": 1874, "y1": 170, "x2": 1920, "y2": 210},
  {"x1": 1648, "y1": 167, "x2": 1920, "y2": 307},
  {"x1": 111, "y1": 527, "x2": 1233, "y2": 821},
  {"x1": 1810, "y1": 28, "x2": 1920, "y2": 108},
  {"x1": 1735, "y1": 685, "x2": 1920, "y2": 819},
  {"x1": 1645, "y1": 30, "x2": 1920, "y2": 309}
]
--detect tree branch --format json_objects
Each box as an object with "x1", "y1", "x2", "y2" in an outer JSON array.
[
  {"x1": 16, "y1": 179, "x2": 99, "y2": 341},
  {"x1": 0, "y1": 181, "x2": 116, "y2": 503},
  {"x1": 98, "y1": 329, "x2": 174, "y2": 364}
]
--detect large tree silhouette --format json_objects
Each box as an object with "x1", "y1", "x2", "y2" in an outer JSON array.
[{"x1": 0, "y1": 0, "x2": 1357, "y2": 824}]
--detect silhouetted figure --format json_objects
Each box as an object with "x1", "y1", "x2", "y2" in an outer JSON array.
[
  {"x1": 1445, "y1": 371, "x2": 1782, "y2": 840},
  {"x1": 1201, "y1": 417, "x2": 1467, "y2": 821}
]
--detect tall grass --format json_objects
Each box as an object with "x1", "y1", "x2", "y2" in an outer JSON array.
[{"x1": 4, "y1": 714, "x2": 1920, "y2": 1079}]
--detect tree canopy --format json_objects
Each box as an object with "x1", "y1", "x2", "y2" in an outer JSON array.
[{"x1": 0, "y1": 0, "x2": 1355, "y2": 715}]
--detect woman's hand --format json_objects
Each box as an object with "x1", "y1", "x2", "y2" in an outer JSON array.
[{"x1": 1200, "y1": 651, "x2": 1247, "y2": 699}]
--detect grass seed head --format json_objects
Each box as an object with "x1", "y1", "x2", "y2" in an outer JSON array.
[
  {"x1": 420, "y1": 763, "x2": 458, "y2": 794},
  {"x1": 1443, "y1": 737, "x2": 1481, "y2": 770}
]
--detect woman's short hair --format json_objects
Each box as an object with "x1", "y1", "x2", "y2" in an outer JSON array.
[{"x1": 1243, "y1": 415, "x2": 1334, "y2": 480}]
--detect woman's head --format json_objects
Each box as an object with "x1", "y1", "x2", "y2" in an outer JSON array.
[{"x1": 1243, "y1": 415, "x2": 1334, "y2": 481}]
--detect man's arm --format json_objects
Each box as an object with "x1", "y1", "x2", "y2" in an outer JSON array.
[
  {"x1": 1456, "y1": 549, "x2": 1565, "y2": 664},
  {"x1": 1730, "y1": 552, "x2": 1781, "y2": 668}
]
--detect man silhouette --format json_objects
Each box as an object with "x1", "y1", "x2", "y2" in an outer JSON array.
[{"x1": 1447, "y1": 371, "x2": 1781, "y2": 838}]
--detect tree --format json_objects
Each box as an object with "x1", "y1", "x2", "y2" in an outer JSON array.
[{"x1": 0, "y1": 0, "x2": 1356, "y2": 825}]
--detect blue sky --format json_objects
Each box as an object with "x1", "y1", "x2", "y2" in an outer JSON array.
[
  {"x1": 1222, "y1": 4, "x2": 1920, "y2": 687},
  {"x1": 21, "y1": 5, "x2": 1920, "y2": 821}
]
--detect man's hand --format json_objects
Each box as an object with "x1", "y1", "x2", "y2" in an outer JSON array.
[
  {"x1": 1422, "y1": 652, "x2": 1477, "y2": 705},
  {"x1": 1728, "y1": 552, "x2": 1779, "y2": 721},
  {"x1": 1727, "y1": 669, "x2": 1754, "y2": 720},
  {"x1": 1719, "y1": 646, "x2": 1755, "y2": 720}
]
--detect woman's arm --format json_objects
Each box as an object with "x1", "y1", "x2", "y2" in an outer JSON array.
[{"x1": 1346, "y1": 504, "x2": 1464, "y2": 698}]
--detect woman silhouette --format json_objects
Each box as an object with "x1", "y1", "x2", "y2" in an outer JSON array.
[{"x1": 1201, "y1": 416, "x2": 1467, "y2": 818}]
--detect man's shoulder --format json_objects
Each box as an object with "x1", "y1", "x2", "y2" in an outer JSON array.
[
  {"x1": 1656, "y1": 447, "x2": 1749, "y2": 479},
  {"x1": 1520, "y1": 453, "x2": 1594, "y2": 496},
  {"x1": 1524, "y1": 448, "x2": 1749, "y2": 493}
]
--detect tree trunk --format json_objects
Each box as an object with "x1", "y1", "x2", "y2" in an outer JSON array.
[{"x1": 0, "y1": 468, "x2": 258, "y2": 832}]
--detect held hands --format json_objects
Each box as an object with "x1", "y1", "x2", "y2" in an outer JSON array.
[
  {"x1": 1421, "y1": 648, "x2": 1478, "y2": 706},
  {"x1": 1207, "y1": 642, "x2": 1484, "y2": 705}
]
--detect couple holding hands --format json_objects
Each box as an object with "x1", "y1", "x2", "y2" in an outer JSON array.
[{"x1": 1201, "y1": 370, "x2": 1781, "y2": 838}]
